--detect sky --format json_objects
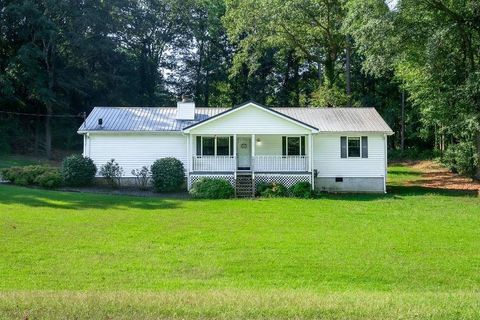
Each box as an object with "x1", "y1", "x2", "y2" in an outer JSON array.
[{"x1": 386, "y1": 0, "x2": 399, "y2": 10}]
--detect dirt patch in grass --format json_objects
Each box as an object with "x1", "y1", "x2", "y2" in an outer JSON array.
[{"x1": 399, "y1": 160, "x2": 480, "y2": 192}]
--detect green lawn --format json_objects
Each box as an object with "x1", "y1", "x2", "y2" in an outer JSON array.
[{"x1": 0, "y1": 166, "x2": 479, "y2": 319}]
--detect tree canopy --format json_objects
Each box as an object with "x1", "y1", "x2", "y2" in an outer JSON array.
[{"x1": 1, "y1": 0, "x2": 478, "y2": 178}]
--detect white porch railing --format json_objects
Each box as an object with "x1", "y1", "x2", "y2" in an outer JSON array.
[
  {"x1": 192, "y1": 155, "x2": 309, "y2": 172},
  {"x1": 192, "y1": 156, "x2": 236, "y2": 172},
  {"x1": 253, "y1": 155, "x2": 308, "y2": 172}
]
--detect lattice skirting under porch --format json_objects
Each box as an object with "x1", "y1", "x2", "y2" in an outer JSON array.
[
  {"x1": 188, "y1": 173, "x2": 312, "y2": 191},
  {"x1": 188, "y1": 174, "x2": 235, "y2": 189},
  {"x1": 254, "y1": 173, "x2": 312, "y2": 189}
]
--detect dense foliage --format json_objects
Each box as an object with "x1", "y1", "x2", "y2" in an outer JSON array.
[
  {"x1": 289, "y1": 182, "x2": 313, "y2": 198},
  {"x1": 61, "y1": 155, "x2": 97, "y2": 187},
  {"x1": 1, "y1": 165, "x2": 62, "y2": 188},
  {"x1": 1, "y1": 0, "x2": 478, "y2": 178},
  {"x1": 151, "y1": 158, "x2": 185, "y2": 192},
  {"x1": 190, "y1": 178, "x2": 235, "y2": 199}
]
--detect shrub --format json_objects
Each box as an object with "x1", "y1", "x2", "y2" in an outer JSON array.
[
  {"x1": 442, "y1": 142, "x2": 478, "y2": 178},
  {"x1": 34, "y1": 169, "x2": 63, "y2": 188},
  {"x1": 62, "y1": 154, "x2": 97, "y2": 187},
  {"x1": 131, "y1": 166, "x2": 151, "y2": 190},
  {"x1": 151, "y1": 157, "x2": 185, "y2": 192},
  {"x1": 289, "y1": 181, "x2": 313, "y2": 198},
  {"x1": 190, "y1": 178, "x2": 235, "y2": 199},
  {"x1": 259, "y1": 182, "x2": 288, "y2": 198},
  {"x1": 1, "y1": 165, "x2": 62, "y2": 188},
  {"x1": 255, "y1": 182, "x2": 271, "y2": 196},
  {"x1": 99, "y1": 159, "x2": 123, "y2": 188}
]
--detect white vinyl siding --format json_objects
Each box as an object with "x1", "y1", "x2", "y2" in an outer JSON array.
[
  {"x1": 188, "y1": 105, "x2": 312, "y2": 135},
  {"x1": 85, "y1": 133, "x2": 187, "y2": 177},
  {"x1": 313, "y1": 134, "x2": 386, "y2": 177}
]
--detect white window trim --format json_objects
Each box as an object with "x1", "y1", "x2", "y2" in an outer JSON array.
[
  {"x1": 198, "y1": 136, "x2": 232, "y2": 157},
  {"x1": 347, "y1": 136, "x2": 361, "y2": 158}
]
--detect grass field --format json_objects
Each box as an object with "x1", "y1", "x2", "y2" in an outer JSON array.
[{"x1": 1, "y1": 164, "x2": 479, "y2": 318}]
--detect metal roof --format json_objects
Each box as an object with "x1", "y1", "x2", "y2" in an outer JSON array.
[
  {"x1": 271, "y1": 107, "x2": 394, "y2": 133},
  {"x1": 78, "y1": 105, "x2": 393, "y2": 134}
]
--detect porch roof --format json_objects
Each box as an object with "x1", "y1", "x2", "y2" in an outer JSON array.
[{"x1": 78, "y1": 101, "x2": 393, "y2": 134}]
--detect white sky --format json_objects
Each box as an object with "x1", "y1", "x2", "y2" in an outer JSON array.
[{"x1": 386, "y1": 0, "x2": 398, "y2": 10}]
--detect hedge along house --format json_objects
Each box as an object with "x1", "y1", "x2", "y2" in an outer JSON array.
[{"x1": 78, "y1": 99, "x2": 394, "y2": 195}]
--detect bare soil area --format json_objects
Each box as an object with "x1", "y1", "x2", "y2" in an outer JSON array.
[{"x1": 405, "y1": 160, "x2": 480, "y2": 192}]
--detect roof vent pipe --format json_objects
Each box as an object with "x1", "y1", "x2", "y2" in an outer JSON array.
[
  {"x1": 98, "y1": 118, "x2": 103, "y2": 126},
  {"x1": 176, "y1": 95, "x2": 195, "y2": 120}
]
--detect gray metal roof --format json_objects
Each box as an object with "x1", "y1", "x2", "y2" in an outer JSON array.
[
  {"x1": 271, "y1": 107, "x2": 394, "y2": 133},
  {"x1": 79, "y1": 105, "x2": 393, "y2": 134},
  {"x1": 78, "y1": 107, "x2": 228, "y2": 132}
]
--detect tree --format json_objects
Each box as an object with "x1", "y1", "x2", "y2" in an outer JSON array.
[{"x1": 347, "y1": 0, "x2": 480, "y2": 177}]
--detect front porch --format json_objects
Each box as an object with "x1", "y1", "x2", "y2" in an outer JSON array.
[
  {"x1": 189, "y1": 134, "x2": 312, "y2": 173},
  {"x1": 187, "y1": 134, "x2": 314, "y2": 195}
]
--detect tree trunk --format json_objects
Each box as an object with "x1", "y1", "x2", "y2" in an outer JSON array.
[
  {"x1": 475, "y1": 131, "x2": 480, "y2": 180},
  {"x1": 400, "y1": 90, "x2": 405, "y2": 152},
  {"x1": 345, "y1": 38, "x2": 352, "y2": 106},
  {"x1": 45, "y1": 105, "x2": 52, "y2": 159},
  {"x1": 34, "y1": 106, "x2": 40, "y2": 155},
  {"x1": 317, "y1": 61, "x2": 323, "y2": 87}
]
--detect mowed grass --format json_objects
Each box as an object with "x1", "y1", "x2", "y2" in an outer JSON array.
[{"x1": 0, "y1": 165, "x2": 479, "y2": 319}]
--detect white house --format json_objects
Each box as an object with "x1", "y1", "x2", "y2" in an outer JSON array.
[{"x1": 78, "y1": 99, "x2": 394, "y2": 195}]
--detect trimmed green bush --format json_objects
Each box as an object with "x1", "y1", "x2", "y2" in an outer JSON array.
[
  {"x1": 255, "y1": 182, "x2": 271, "y2": 196},
  {"x1": 1, "y1": 165, "x2": 62, "y2": 188},
  {"x1": 151, "y1": 157, "x2": 185, "y2": 192},
  {"x1": 34, "y1": 169, "x2": 63, "y2": 188},
  {"x1": 190, "y1": 178, "x2": 235, "y2": 199},
  {"x1": 289, "y1": 181, "x2": 313, "y2": 198},
  {"x1": 259, "y1": 182, "x2": 288, "y2": 198},
  {"x1": 62, "y1": 154, "x2": 97, "y2": 187}
]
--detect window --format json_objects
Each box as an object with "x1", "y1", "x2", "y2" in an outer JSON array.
[
  {"x1": 288, "y1": 137, "x2": 300, "y2": 155},
  {"x1": 282, "y1": 136, "x2": 306, "y2": 156},
  {"x1": 216, "y1": 137, "x2": 230, "y2": 156},
  {"x1": 341, "y1": 136, "x2": 368, "y2": 158},
  {"x1": 196, "y1": 136, "x2": 233, "y2": 156},
  {"x1": 347, "y1": 137, "x2": 361, "y2": 157},
  {"x1": 202, "y1": 137, "x2": 215, "y2": 156}
]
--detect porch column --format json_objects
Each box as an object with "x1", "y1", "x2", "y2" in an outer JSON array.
[
  {"x1": 309, "y1": 133, "x2": 314, "y2": 190},
  {"x1": 251, "y1": 134, "x2": 255, "y2": 171},
  {"x1": 188, "y1": 134, "x2": 193, "y2": 173},
  {"x1": 233, "y1": 134, "x2": 237, "y2": 175}
]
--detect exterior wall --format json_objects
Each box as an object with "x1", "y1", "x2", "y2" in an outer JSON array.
[
  {"x1": 312, "y1": 133, "x2": 386, "y2": 193},
  {"x1": 314, "y1": 177, "x2": 384, "y2": 193},
  {"x1": 188, "y1": 105, "x2": 312, "y2": 135},
  {"x1": 312, "y1": 133, "x2": 386, "y2": 177},
  {"x1": 85, "y1": 133, "x2": 187, "y2": 177}
]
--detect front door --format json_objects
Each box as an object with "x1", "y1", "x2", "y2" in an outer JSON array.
[{"x1": 237, "y1": 137, "x2": 251, "y2": 170}]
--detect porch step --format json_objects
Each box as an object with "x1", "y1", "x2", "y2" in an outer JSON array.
[{"x1": 235, "y1": 173, "x2": 254, "y2": 198}]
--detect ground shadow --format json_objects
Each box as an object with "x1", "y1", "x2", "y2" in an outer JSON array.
[{"x1": 0, "y1": 185, "x2": 183, "y2": 211}]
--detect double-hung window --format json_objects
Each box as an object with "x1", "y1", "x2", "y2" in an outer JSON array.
[
  {"x1": 282, "y1": 136, "x2": 306, "y2": 156},
  {"x1": 340, "y1": 136, "x2": 368, "y2": 158},
  {"x1": 347, "y1": 137, "x2": 361, "y2": 157},
  {"x1": 196, "y1": 136, "x2": 233, "y2": 156}
]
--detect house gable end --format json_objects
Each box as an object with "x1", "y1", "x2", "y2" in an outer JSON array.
[{"x1": 183, "y1": 102, "x2": 318, "y2": 134}]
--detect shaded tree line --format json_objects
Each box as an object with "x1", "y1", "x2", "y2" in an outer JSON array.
[{"x1": 1, "y1": 0, "x2": 478, "y2": 178}]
